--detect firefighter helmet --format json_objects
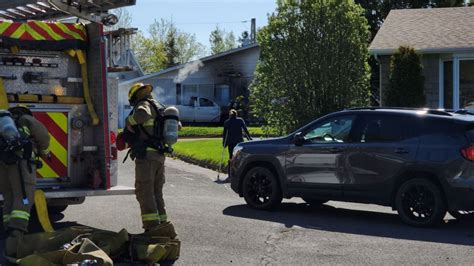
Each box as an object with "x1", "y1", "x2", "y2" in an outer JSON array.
[
  {"x1": 128, "y1": 83, "x2": 153, "y2": 103},
  {"x1": 8, "y1": 104, "x2": 32, "y2": 117}
]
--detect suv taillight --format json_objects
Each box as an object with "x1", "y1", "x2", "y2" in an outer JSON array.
[{"x1": 461, "y1": 145, "x2": 474, "y2": 161}]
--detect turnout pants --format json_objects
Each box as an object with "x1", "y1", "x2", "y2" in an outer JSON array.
[
  {"x1": 135, "y1": 151, "x2": 167, "y2": 230},
  {"x1": 0, "y1": 160, "x2": 36, "y2": 232}
]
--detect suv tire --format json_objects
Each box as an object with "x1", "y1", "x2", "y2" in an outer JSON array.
[
  {"x1": 242, "y1": 166, "x2": 282, "y2": 210},
  {"x1": 395, "y1": 178, "x2": 446, "y2": 227},
  {"x1": 302, "y1": 198, "x2": 328, "y2": 206}
]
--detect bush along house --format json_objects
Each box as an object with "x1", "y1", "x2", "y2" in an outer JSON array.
[{"x1": 369, "y1": 7, "x2": 474, "y2": 110}]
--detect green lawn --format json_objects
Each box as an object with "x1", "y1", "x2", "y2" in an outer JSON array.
[
  {"x1": 172, "y1": 139, "x2": 229, "y2": 171},
  {"x1": 179, "y1": 126, "x2": 276, "y2": 138}
]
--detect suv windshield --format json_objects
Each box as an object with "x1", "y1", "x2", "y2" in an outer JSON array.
[{"x1": 304, "y1": 115, "x2": 355, "y2": 143}]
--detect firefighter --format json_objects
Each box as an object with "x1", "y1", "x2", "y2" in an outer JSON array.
[
  {"x1": 0, "y1": 105, "x2": 50, "y2": 240},
  {"x1": 125, "y1": 83, "x2": 169, "y2": 231}
]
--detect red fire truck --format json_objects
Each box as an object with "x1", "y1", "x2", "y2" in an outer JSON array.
[{"x1": 0, "y1": 0, "x2": 136, "y2": 213}]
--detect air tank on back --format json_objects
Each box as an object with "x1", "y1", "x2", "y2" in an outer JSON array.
[
  {"x1": 0, "y1": 110, "x2": 20, "y2": 142},
  {"x1": 163, "y1": 106, "x2": 180, "y2": 146}
]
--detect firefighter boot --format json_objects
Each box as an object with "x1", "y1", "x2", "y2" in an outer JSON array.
[
  {"x1": 5, "y1": 229, "x2": 24, "y2": 258},
  {"x1": 142, "y1": 221, "x2": 177, "y2": 239}
]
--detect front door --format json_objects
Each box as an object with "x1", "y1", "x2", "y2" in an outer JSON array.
[{"x1": 285, "y1": 115, "x2": 357, "y2": 197}]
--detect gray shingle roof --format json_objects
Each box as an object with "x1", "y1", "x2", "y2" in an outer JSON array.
[{"x1": 369, "y1": 7, "x2": 474, "y2": 55}]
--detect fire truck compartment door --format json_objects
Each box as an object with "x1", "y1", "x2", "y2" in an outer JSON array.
[{"x1": 33, "y1": 111, "x2": 69, "y2": 179}]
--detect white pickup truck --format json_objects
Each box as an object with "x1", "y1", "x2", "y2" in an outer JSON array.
[{"x1": 176, "y1": 97, "x2": 221, "y2": 123}]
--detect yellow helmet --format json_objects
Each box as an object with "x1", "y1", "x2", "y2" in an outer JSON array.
[
  {"x1": 9, "y1": 104, "x2": 32, "y2": 116},
  {"x1": 128, "y1": 83, "x2": 153, "y2": 102}
]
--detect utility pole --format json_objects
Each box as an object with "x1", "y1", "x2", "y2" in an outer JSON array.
[{"x1": 250, "y1": 18, "x2": 256, "y2": 43}]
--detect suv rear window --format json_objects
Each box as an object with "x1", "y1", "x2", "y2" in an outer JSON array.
[{"x1": 354, "y1": 114, "x2": 418, "y2": 143}]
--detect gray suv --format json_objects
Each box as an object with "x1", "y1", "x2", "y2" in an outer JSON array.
[{"x1": 230, "y1": 108, "x2": 474, "y2": 227}]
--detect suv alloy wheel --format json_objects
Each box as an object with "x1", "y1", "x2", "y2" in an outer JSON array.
[
  {"x1": 242, "y1": 166, "x2": 282, "y2": 210},
  {"x1": 395, "y1": 178, "x2": 447, "y2": 227}
]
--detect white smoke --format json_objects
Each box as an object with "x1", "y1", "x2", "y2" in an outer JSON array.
[{"x1": 174, "y1": 60, "x2": 204, "y2": 83}]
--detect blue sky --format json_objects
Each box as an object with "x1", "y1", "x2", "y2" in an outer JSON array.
[{"x1": 126, "y1": 0, "x2": 277, "y2": 49}]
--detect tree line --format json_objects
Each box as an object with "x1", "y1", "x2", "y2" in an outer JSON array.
[{"x1": 110, "y1": 9, "x2": 252, "y2": 74}]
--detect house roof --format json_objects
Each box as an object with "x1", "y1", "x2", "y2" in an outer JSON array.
[
  {"x1": 120, "y1": 43, "x2": 259, "y2": 87},
  {"x1": 369, "y1": 7, "x2": 474, "y2": 55}
]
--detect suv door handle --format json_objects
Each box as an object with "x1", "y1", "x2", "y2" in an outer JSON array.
[{"x1": 394, "y1": 148, "x2": 409, "y2": 154}]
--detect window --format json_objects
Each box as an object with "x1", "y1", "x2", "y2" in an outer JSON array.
[
  {"x1": 304, "y1": 115, "x2": 355, "y2": 143},
  {"x1": 181, "y1": 84, "x2": 215, "y2": 105},
  {"x1": 182, "y1": 85, "x2": 198, "y2": 106},
  {"x1": 357, "y1": 115, "x2": 411, "y2": 143},
  {"x1": 199, "y1": 98, "x2": 214, "y2": 107}
]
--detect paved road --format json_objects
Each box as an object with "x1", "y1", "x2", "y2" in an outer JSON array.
[{"x1": 2, "y1": 154, "x2": 474, "y2": 265}]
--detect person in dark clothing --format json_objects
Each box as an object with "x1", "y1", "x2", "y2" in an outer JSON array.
[{"x1": 223, "y1": 109, "x2": 252, "y2": 159}]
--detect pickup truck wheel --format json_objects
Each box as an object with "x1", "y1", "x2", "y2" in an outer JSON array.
[
  {"x1": 448, "y1": 210, "x2": 474, "y2": 220},
  {"x1": 302, "y1": 198, "x2": 328, "y2": 206},
  {"x1": 395, "y1": 178, "x2": 446, "y2": 227},
  {"x1": 242, "y1": 166, "x2": 282, "y2": 210},
  {"x1": 48, "y1": 205, "x2": 68, "y2": 214}
]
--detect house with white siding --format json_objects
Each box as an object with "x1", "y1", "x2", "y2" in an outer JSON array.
[{"x1": 117, "y1": 43, "x2": 260, "y2": 127}]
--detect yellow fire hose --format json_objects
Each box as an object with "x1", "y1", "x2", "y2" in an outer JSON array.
[
  {"x1": 0, "y1": 78, "x2": 8, "y2": 109},
  {"x1": 67, "y1": 49, "x2": 99, "y2": 126},
  {"x1": 34, "y1": 190, "x2": 55, "y2": 232}
]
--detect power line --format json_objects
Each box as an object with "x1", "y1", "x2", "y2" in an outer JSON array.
[{"x1": 174, "y1": 20, "x2": 250, "y2": 25}]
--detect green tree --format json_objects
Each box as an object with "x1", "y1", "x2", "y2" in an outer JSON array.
[
  {"x1": 132, "y1": 19, "x2": 205, "y2": 73},
  {"x1": 131, "y1": 31, "x2": 167, "y2": 73},
  {"x1": 386, "y1": 46, "x2": 425, "y2": 107},
  {"x1": 251, "y1": 0, "x2": 371, "y2": 134},
  {"x1": 210, "y1": 26, "x2": 226, "y2": 54},
  {"x1": 210, "y1": 25, "x2": 237, "y2": 55},
  {"x1": 165, "y1": 26, "x2": 179, "y2": 67}
]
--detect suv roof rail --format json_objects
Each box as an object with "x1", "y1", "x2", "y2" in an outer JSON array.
[{"x1": 346, "y1": 107, "x2": 452, "y2": 116}]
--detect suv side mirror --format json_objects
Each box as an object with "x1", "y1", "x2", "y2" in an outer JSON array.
[{"x1": 294, "y1": 132, "x2": 305, "y2": 146}]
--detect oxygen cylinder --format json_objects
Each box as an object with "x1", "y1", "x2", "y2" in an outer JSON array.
[
  {"x1": 0, "y1": 110, "x2": 20, "y2": 142},
  {"x1": 163, "y1": 106, "x2": 180, "y2": 146}
]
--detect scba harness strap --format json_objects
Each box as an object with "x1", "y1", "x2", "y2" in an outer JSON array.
[{"x1": 124, "y1": 99, "x2": 171, "y2": 162}]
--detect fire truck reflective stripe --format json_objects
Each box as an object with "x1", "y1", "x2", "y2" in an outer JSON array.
[
  {"x1": 33, "y1": 112, "x2": 68, "y2": 179},
  {"x1": 26, "y1": 24, "x2": 46, "y2": 41},
  {"x1": 3, "y1": 214, "x2": 10, "y2": 222},
  {"x1": 38, "y1": 152, "x2": 67, "y2": 177},
  {"x1": 21, "y1": 30, "x2": 35, "y2": 41},
  {"x1": 37, "y1": 160, "x2": 58, "y2": 178},
  {"x1": 56, "y1": 23, "x2": 83, "y2": 41},
  {"x1": 2, "y1": 23, "x2": 21, "y2": 37},
  {"x1": 11, "y1": 24, "x2": 26, "y2": 39},
  {"x1": 0, "y1": 22, "x2": 11, "y2": 34},
  {"x1": 48, "y1": 23, "x2": 75, "y2": 40},
  {"x1": 28, "y1": 21, "x2": 55, "y2": 41},
  {"x1": 31, "y1": 21, "x2": 63, "y2": 41},
  {"x1": 48, "y1": 112, "x2": 68, "y2": 134},
  {"x1": 66, "y1": 23, "x2": 87, "y2": 41},
  {"x1": 49, "y1": 135, "x2": 67, "y2": 166},
  {"x1": 35, "y1": 113, "x2": 67, "y2": 148}
]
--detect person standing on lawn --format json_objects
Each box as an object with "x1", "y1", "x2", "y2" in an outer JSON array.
[{"x1": 223, "y1": 109, "x2": 252, "y2": 160}]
